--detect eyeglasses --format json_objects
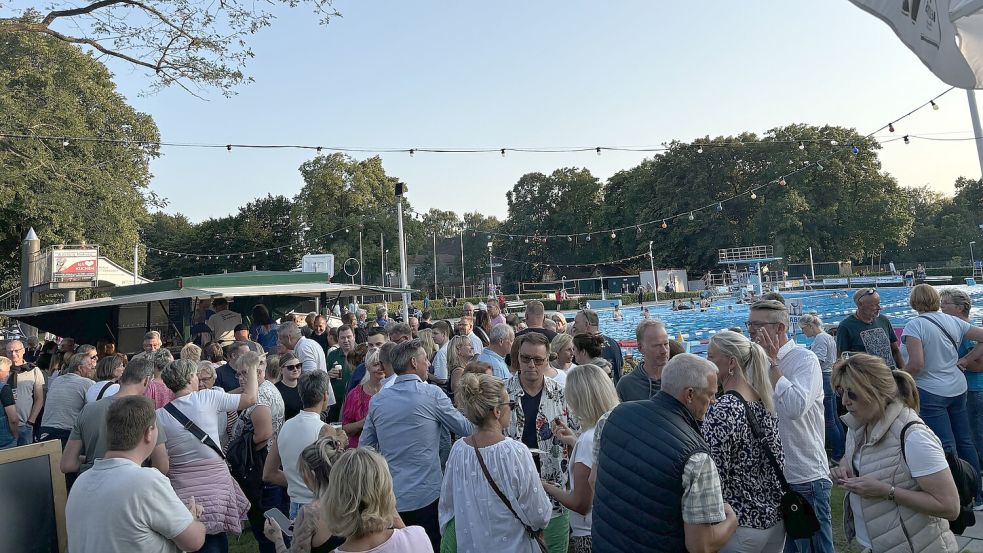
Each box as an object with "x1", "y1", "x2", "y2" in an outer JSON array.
[
  {"x1": 744, "y1": 320, "x2": 778, "y2": 330},
  {"x1": 283, "y1": 363, "x2": 301, "y2": 371},
  {"x1": 835, "y1": 386, "x2": 859, "y2": 402},
  {"x1": 499, "y1": 400, "x2": 517, "y2": 410},
  {"x1": 859, "y1": 288, "x2": 876, "y2": 299},
  {"x1": 519, "y1": 354, "x2": 548, "y2": 366}
]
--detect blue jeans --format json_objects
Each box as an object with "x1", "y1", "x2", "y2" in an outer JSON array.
[
  {"x1": 965, "y1": 391, "x2": 983, "y2": 471},
  {"x1": 783, "y1": 478, "x2": 833, "y2": 553},
  {"x1": 822, "y1": 373, "x2": 844, "y2": 462},
  {"x1": 918, "y1": 388, "x2": 981, "y2": 501},
  {"x1": 16, "y1": 423, "x2": 33, "y2": 446},
  {"x1": 196, "y1": 532, "x2": 228, "y2": 553},
  {"x1": 289, "y1": 501, "x2": 303, "y2": 519}
]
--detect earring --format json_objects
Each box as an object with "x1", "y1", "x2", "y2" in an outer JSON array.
[{"x1": 729, "y1": 370, "x2": 734, "y2": 376}]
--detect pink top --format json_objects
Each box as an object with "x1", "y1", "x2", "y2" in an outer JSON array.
[
  {"x1": 340, "y1": 386, "x2": 374, "y2": 448},
  {"x1": 144, "y1": 378, "x2": 176, "y2": 409},
  {"x1": 335, "y1": 526, "x2": 432, "y2": 553}
]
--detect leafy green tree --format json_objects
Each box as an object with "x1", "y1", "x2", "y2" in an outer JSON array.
[
  {"x1": 1, "y1": 1, "x2": 339, "y2": 95},
  {"x1": 0, "y1": 31, "x2": 160, "y2": 289}
]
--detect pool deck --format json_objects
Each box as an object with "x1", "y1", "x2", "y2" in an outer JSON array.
[{"x1": 958, "y1": 524, "x2": 983, "y2": 551}]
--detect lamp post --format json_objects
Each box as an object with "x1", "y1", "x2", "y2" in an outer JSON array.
[
  {"x1": 395, "y1": 182, "x2": 410, "y2": 323},
  {"x1": 648, "y1": 241, "x2": 659, "y2": 303},
  {"x1": 971, "y1": 241, "x2": 977, "y2": 269},
  {"x1": 487, "y1": 241, "x2": 494, "y2": 298}
]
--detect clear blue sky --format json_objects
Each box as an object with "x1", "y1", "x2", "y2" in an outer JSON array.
[{"x1": 101, "y1": 1, "x2": 983, "y2": 223}]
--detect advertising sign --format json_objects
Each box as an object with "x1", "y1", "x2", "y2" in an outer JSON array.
[{"x1": 51, "y1": 249, "x2": 98, "y2": 283}]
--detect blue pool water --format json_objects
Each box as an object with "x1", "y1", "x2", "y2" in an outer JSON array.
[{"x1": 580, "y1": 285, "x2": 983, "y2": 357}]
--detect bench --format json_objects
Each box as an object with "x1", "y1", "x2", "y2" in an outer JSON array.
[{"x1": 504, "y1": 300, "x2": 524, "y2": 313}]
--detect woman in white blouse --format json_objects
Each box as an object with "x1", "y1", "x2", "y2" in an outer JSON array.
[
  {"x1": 799, "y1": 314, "x2": 842, "y2": 463},
  {"x1": 542, "y1": 364, "x2": 619, "y2": 553},
  {"x1": 439, "y1": 373, "x2": 551, "y2": 553}
]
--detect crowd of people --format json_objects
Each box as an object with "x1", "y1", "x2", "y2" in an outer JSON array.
[{"x1": 2, "y1": 285, "x2": 982, "y2": 552}]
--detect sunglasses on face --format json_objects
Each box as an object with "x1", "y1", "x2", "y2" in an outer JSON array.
[
  {"x1": 519, "y1": 354, "x2": 548, "y2": 366},
  {"x1": 283, "y1": 363, "x2": 302, "y2": 370},
  {"x1": 835, "y1": 386, "x2": 859, "y2": 402}
]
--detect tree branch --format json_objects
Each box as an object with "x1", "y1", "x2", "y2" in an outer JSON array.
[{"x1": 41, "y1": 0, "x2": 130, "y2": 25}]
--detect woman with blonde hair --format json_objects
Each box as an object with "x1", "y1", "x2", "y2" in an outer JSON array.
[
  {"x1": 181, "y1": 342, "x2": 203, "y2": 362},
  {"x1": 418, "y1": 328, "x2": 438, "y2": 360},
  {"x1": 831, "y1": 353, "x2": 960, "y2": 552},
  {"x1": 445, "y1": 335, "x2": 475, "y2": 396},
  {"x1": 799, "y1": 313, "x2": 843, "y2": 462},
  {"x1": 326, "y1": 448, "x2": 431, "y2": 552},
  {"x1": 903, "y1": 283, "x2": 983, "y2": 495},
  {"x1": 704, "y1": 330, "x2": 785, "y2": 552},
  {"x1": 341, "y1": 348, "x2": 385, "y2": 448},
  {"x1": 542, "y1": 364, "x2": 618, "y2": 553},
  {"x1": 550, "y1": 333, "x2": 576, "y2": 373},
  {"x1": 439, "y1": 373, "x2": 551, "y2": 553},
  {"x1": 263, "y1": 436, "x2": 348, "y2": 553}
]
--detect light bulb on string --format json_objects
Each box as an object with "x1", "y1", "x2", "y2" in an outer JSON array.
[
  {"x1": 888, "y1": 123, "x2": 895, "y2": 132},
  {"x1": 611, "y1": 232, "x2": 617, "y2": 239},
  {"x1": 931, "y1": 100, "x2": 939, "y2": 110},
  {"x1": 568, "y1": 236, "x2": 573, "y2": 242},
  {"x1": 586, "y1": 235, "x2": 592, "y2": 242},
  {"x1": 903, "y1": 135, "x2": 910, "y2": 145},
  {"x1": 595, "y1": 147, "x2": 601, "y2": 156},
  {"x1": 661, "y1": 220, "x2": 668, "y2": 229},
  {"x1": 697, "y1": 145, "x2": 703, "y2": 154},
  {"x1": 716, "y1": 202, "x2": 723, "y2": 212},
  {"x1": 524, "y1": 238, "x2": 529, "y2": 243},
  {"x1": 500, "y1": 148, "x2": 506, "y2": 157},
  {"x1": 830, "y1": 140, "x2": 838, "y2": 146},
  {"x1": 852, "y1": 146, "x2": 860, "y2": 155},
  {"x1": 816, "y1": 162, "x2": 824, "y2": 171},
  {"x1": 226, "y1": 144, "x2": 232, "y2": 152},
  {"x1": 798, "y1": 141, "x2": 805, "y2": 150},
  {"x1": 409, "y1": 148, "x2": 415, "y2": 157},
  {"x1": 779, "y1": 177, "x2": 787, "y2": 187},
  {"x1": 688, "y1": 212, "x2": 695, "y2": 221},
  {"x1": 750, "y1": 192, "x2": 757, "y2": 199},
  {"x1": 62, "y1": 138, "x2": 70, "y2": 147}
]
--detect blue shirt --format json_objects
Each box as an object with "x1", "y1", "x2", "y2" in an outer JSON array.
[
  {"x1": 360, "y1": 374, "x2": 474, "y2": 511},
  {"x1": 962, "y1": 335, "x2": 983, "y2": 392},
  {"x1": 477, "y1": 348, "x2": 510, "y2": 380}
]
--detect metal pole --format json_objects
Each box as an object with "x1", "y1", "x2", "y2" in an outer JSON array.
[
  {"x1": 133, "y1": 243, "x2": 139, "y2": 285},
  {"x1": 648, "y1": 241, "x2": 659, "y2": 303},
  {"x1": 488, "y1": 243, "x2": 494, "y2": 298},
  {"x1": 380, "y1": 233, "x2": 385, "y2": 286},
  {"x1": 396, "y1": 196, "x2": 410, "y2": 323},
  {"x1": 460, "y1": 229, "x2": 466, "y2": 298},
  {"x1": 808, "y1": 246, "x2": 815, "y2": 280},
  {"x1": 968, "y1": 90, "x2": 983, "y2": 176},
  {"x1": 358, "y1": 230, "x2": 364, "y2": 306},
  {"x1": 971, "y1": 241, "x2": 976, "y2": 269},
  {"x1": 20, "y1": 228, "x2": 40, "y2": 337},
  {"x1": 433, "y1": 231, "x2": 438, "y2": 299}
]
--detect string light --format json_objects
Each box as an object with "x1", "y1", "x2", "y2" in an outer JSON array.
[
  {"x1": 852, "y1": 146, "x2": 860, "y2": 155},
  {"x1": 586, "y1": 235, "x2": 592, "y2": 242},
  {"x1": 661, "y1": 220, "x2": 668, "y2": 229},
  {"x1": 688, "y1": 212, "x2": 695, "y2": 221},
  {"x1": 62, "y1": 138, "x2": 70, "y2": 147},
  {"x1": 716, "y1": 202, "x2": 723, "y2": 212},
  {"x1": 226, "y1": 144, "x2": 231, "y2": 152},
  {"x1": 568, "y1": 236, "x2": 573, "y2": 242},
  {"x1": 830, "y1": 140, "x2": 838, "y2": 146},
  {"x1": 750, "y1": 192, "x2": 757, "y2": 199},
  {"x1": 500, "y1": 148, "x2": 505, "y2": 157},
  {"x1": 595, "y1": 147, "x2": 601, "y2": 156},
  {"x1": 697, "y1": 145, "x2": 703, "y2": 154},
  {"x1": 610, "y1": 232, "x2": 617, "y2": 239},
  {"x1": 816, "y1": 162, "x2": 824, "y2": 171},
  {"x1": 779, "y1": 177, "x2": 787, "y2": 187},
  {"x1": 409, "y1": 148, "x2": 415, "y2": 157},
  {"x1": 888, "y1": 123, "x2": 895, "y2": 132},
  {"x1": 931, "y1": 100, "x2": 939, "y2": 110},
  {"x1": 903, "y1": 135, "x2": 910, "y2": 144},
  {"x1": 798, "y1": 141, "x2": 805, "y2": 150}
]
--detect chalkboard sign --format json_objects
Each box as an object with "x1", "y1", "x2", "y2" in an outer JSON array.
[{"x1": 0, "y1": 441, "x2": 67, "y2": 553}]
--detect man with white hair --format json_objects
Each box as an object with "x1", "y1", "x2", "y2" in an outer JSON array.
[
  {"x1": 592, "y1": 354, "x2": 736, "y2": 553},
  {"x1": 477, "y1": 323, "x2": 514, "y2": 380},
  {"x1": 748, "y1": 299, "x2": 830, "y2": 552},
  {"x1": 277, "y1": 322, "x2": 335, "y2": 409}
]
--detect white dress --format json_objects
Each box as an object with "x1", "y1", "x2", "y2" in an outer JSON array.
[{"x1": 439, "y1": 437, "x2": 552, "y2": 553}]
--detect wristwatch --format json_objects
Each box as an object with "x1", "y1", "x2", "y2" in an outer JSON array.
[{"x1": 887, "y1": 486, "x2": 896, "y2": 502}]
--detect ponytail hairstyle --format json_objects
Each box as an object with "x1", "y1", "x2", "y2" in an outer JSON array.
[
  {"x1": 708, "y1": 330, "x2": 775, "y2": 413},
  {"x1": 298, "y1": 436, "x2": 345, "y2": 498},
  {"x1": 831, "y1": 353, "x2": 919, "y2": 417}
]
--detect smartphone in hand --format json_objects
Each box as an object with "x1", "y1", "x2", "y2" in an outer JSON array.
[{"x1": 264, "y1": 508, "x2": 294, "y2": 537}]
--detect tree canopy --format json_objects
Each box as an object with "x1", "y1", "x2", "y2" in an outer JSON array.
[
  {"x1": 0, "y1": 0, "x2": 339, "y2": 96},
  {"x1": 0, "y1": 31, "x2": 159, "y2": 289}
]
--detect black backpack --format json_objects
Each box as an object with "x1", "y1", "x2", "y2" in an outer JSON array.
[{"x1": 901, "y1": 421, "x2": 979, "y2": 534}]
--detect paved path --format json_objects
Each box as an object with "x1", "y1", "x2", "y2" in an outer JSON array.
[{"x1": 959, "y1": 522, "x2": 983, "y2": 551}]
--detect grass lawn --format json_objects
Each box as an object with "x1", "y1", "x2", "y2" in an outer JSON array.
[{"x1": 229, "y1": 485, "x2": 860, "y2": 553}]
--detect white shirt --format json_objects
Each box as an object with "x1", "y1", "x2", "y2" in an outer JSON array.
[
  {"x1": 432, "y1": 344, "x2": 449, "y2": 380},
  {"x1": 548, "y1": 368, "x2": 567, "y2": 388},
  {"x1": 439, "y1": 438, "x2": 552, "y2": 552},
  {"x1": 67, "y1": 457, "x2": 193, "y2": 553},
  {"x1": 275, "y1": 410, "x2": 325, "y2": 505},
  {"x1": 774, "y1": 340, "x2": 828, "y2": 484},
  {"x1": 810, "y1": 331, "x2": 837, "y2": 373},
  {"x1": 850, "y1": 424, "x2": 948, "y2": 548},
  {"x1": 569, "y1": 427, "x2": 595, "y2": 536},
  {"x1": 467, "y1": 332, "x2": 484, "y2": 355},
  {"x1": 157, "y1": 389, "x2": 240, "y2": 465},
  {"x1": 902, "y1": 312, "x2": 972, "y2": 397},
  {"x1": 85, "y1": 380, "x2": 120, "y2": 403},
  {"x1": 206, "y1": 309, "x2": 242, "y2": 344},
  {"x1": 294, "y1": 336, "x2": 336, "y2": 406}
]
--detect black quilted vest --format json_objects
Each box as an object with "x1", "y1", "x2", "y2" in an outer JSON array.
[{"x1": 591, "y1": 391, "x2": 710, "y2": 553}]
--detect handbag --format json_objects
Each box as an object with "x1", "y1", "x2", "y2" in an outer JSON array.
[
  {"x1": 725, "y1": 391, "x2": 820, "y2": 539},
  {"x1": 163, "y1": 403, "x2": 225, "y2": 459},
  {"x1": 470, "y1": 439, "x2": 548, "y2": 553}
]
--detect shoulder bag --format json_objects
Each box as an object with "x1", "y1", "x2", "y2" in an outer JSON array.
[
  {"x1": 917, "y1": 314, "x2": 960, "y2": 353},
  {"x1": 96, "y1": 381, "x2": 115, "y2": 401},
  {"x1": 901, "y1": 420, "x2": 978, "y2": 534},
  {"x1": 471, "y1": 439, "x2": 548, "y2": 553},
  {"x1": 163, "y1": 402, "x2": 225, "y2": 459},
  {"x1": 725, "y1": 391, "x2": 820, "y2": 539}
]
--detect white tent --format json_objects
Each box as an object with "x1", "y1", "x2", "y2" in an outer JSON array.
[{"x1": 850, "y1": 0, "x2": 983, "y2": 88}]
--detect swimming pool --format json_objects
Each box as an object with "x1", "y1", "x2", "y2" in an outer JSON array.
[{"x1": 582, "y1": 285, "x2": 983, "y2": 356}]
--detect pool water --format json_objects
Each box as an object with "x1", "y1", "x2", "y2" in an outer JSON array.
[{"x1": 582, "y1": 285, "x2": 983, "y2": 358}]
